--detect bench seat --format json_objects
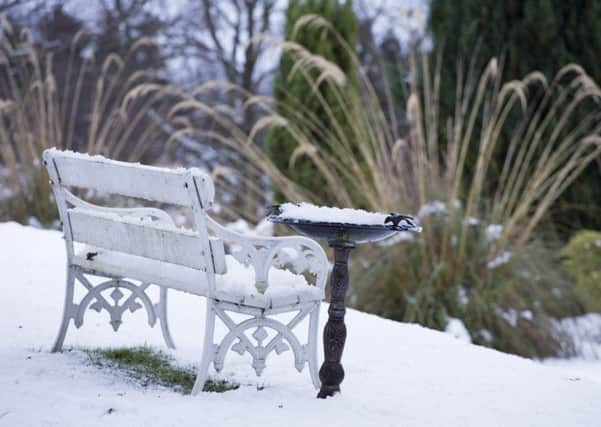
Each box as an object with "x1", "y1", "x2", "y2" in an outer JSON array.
[{"x1": 73, "y1": 245, "x2": 324, "y2": 310}]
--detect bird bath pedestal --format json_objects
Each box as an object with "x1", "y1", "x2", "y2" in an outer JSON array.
[{"x1": 268, "y1": 206, "x2": 420, "y2": 398}]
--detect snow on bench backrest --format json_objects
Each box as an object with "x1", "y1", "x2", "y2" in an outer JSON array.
[
  {"x1": 68, "y1": 208, "x2": 213, "y2": 270},
  {"x1": 43, "y1": 148, "x2": 214, "y2": 208},
  {"x1": 43, "y1": 148, "x2": 226, "y2": 278}
]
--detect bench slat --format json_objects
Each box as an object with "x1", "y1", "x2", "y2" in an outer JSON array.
[
  {"x1": 45, "y1": 150, "x2": 193, "y2": 206},
  {"x1": 68, "y1": 209, "x2": 209, "y2": 270}
]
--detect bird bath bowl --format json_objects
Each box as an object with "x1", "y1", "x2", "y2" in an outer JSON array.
[
  {"x1": 267, "y1": 203, "x2": 421, "y2": 398},
  {"x1": 267, "y1": 217, "x2": 413, "y2": 244}
]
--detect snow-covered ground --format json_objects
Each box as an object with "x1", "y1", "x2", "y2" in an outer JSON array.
[
  {"x1": 1, "y1": 221, "x2": 601, "y2": 427},
  {"x1": 544, "y1": 359, "x2": 601, "y2": 385}
]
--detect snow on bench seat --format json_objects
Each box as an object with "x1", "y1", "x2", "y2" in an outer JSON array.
[{"x1": 73, "y1": 245, "x2": 324, "y2": 310}]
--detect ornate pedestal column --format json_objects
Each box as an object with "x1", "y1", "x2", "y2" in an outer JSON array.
[{"x1": 317, "y1": 240, "x2": 355, "y2": 399}]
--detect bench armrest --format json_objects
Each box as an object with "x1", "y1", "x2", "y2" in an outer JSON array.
[{"x1": 207, "y1": 218, "x2": 329, "y2": 293}]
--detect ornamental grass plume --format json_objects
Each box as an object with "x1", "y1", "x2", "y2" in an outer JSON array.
[{"x1": 0, "y1": 22, "x2": 174, "y2": 223}]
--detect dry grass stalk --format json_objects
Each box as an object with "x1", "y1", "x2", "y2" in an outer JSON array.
[{"x1": 0, "y1": 24, "x2": 174, "y2": 222}]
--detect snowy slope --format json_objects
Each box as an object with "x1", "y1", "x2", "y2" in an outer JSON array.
[{"x1": 1, "y1": 222, "x2": 600, "y2": 427}]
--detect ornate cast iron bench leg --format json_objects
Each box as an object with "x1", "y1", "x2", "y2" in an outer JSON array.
[
  {"x1": 191, "y1": 299, "x2": 217, "y2": 395},
  {"x1": 192, "y1": 300, "x2": 322, "y2": 395},
  {"x1": 158, "y1": 287, "x2": 175, "y2": 349},
  {"x1": 52, "y1": 266, "x2": 76, "y2": 352},
  {"x1": 51, "y1": 265, "x2": 175, "y2": 352}
]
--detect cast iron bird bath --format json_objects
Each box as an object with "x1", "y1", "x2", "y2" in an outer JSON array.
[{"x1": 267, "y1": 204, "x2": 421, "y2": 398}]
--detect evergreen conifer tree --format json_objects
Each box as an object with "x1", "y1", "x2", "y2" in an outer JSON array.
[{"x1": 265, "y1": 0, "x2": 358, "y2": 204}]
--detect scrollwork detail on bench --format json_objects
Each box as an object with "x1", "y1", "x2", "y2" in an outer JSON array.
[
  {"x1": 53, "y1": 267, "x2": 175, "y2": 350},
  {"x1": 208, "y1": 217, "x2": 329, "y2": 294},
  {"x1": 74, "y1": 276, "x2": 156, "y2": 331},
  {"x1": 212, "y1": 306, "x2": 311, "y2": 376}
]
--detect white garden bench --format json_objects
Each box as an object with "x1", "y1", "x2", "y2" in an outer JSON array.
[{"x1": 43, "y1": 149, "x2": 329, "y2": 394}]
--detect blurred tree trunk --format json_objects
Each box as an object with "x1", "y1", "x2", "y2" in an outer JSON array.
[{"x1": 172, "y1": 0, "x2": 278, "y2": 222}]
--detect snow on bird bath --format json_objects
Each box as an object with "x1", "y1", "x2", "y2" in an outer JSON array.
[{"x1": 276, "y1": 202, "x2": 418, "y2": 228}]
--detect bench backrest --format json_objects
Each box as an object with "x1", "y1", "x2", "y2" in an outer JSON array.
[
  {"x1": 43, "y1": 149, "x2": 224, "y2": 278},
  {"x1": 44, "y1": 149, "x2": 214, "y2": 207}
]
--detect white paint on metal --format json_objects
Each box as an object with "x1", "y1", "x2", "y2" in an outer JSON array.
[{"x1": 43, "y1": 149, "x2": 328, "y2": 393}]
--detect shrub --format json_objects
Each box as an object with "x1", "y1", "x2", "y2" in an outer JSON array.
[
  {"x1": 562, "y1": 231, "x2": 601, "y2": 313},
  {"x1": 355, "y1": 214, "x2": 583, "y2": 357}
]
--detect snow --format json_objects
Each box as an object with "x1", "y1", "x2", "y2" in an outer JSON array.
[
  {"x1": 495, "y1": 307, "x2": 519, "y2": 328},
  {"x1": 543, "y1": 359, "x2": 601, "y2": 385},
  {"x1": 487, "y1": 250, "x2": 512, "y2": 270},
  {"x1": 485, "y1": 224, "x2": 504, "y2": 242},
  {"x1": 479, "y1": 329, "x2": 493, "y2": 343},
  {"x1": 1, "y1": 221, "x2": 601, "y2": 426},
  {"x1": 225, "y1": 218, "x2": 274, "y2": 237},
  {"x1": 417, "y1": 200, "x2": 447, "y2": 217},
  {"x1": 71, "y1": 207, "x2": 198, "y2": 234},
  {"x1": 457, "y1": 285, "x2": 469, "y2": 306},
  {"x1": 553, "y1": 313, "x2": 601, "y2": 359},
  {"x1": 445, "y1": 318, "x2": 471, "y2": 343},
  {"x1": 45, "y1": 147, "x2": 205, "y2": 176},
  {"x1": 521, "y1": 310, "x2": 534, "y2": 321},
  {"x1": 465, "y1": 217, "x2": 479, "y2": 226},
  {"x1": 377, "y1": 230, "x2": 415, "y2": 246},
  {"x1": 543, "y1": 314, "x2": 601, "y2": 385},
  {"x1": 71, "y1": 243, "x2": 323, "y2": 309},
  {"x1": 277, "y1": 203, "x2": 392, "y2": 225},
  {"x1": 276, "y1": 203, "x2": 421, "y2": 232},
  {"x1": 0, "y1": 185, "x2": 14, "y2": 201}
]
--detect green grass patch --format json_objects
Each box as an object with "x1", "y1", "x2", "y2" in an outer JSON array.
[{"x1": 85, "y1": 346, "x2": 239, "y2": 394}]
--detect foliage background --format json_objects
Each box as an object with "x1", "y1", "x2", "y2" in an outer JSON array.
[{"x1": 429, "y1": 0, "x2": 601, "y2": 231}]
